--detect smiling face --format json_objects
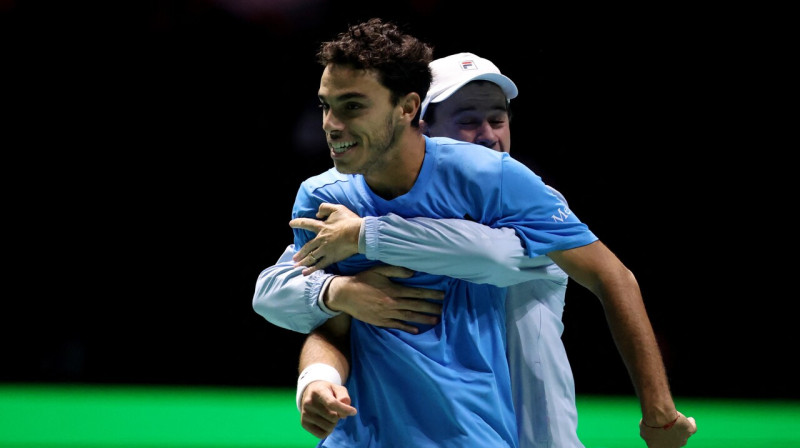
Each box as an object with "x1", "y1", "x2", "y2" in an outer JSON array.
[
  {"x1": 318, "y1": 64, "x2": 405, "y2": 177},
  {"x1": 424, "y1": 81, "x2": 512, "y2": 153}
]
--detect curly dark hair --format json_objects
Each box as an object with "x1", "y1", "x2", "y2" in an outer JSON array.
[{"x1": 317, "y1": 18, "x2": 434, "y2": 126}]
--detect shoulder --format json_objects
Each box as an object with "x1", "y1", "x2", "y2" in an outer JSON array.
[
  {"x1": 428, "y1": 136, "x2": 502, "y2": 159},
  {"x1": 301, "y1": 167, "x2": 351, "y2": 189},
  {"x1": 293, "y1": 168, "x2": 357, "y2": 215},
  {"x1": 545, "y1": 185, "x2": 569, "y2": 207},
  {"x1": 426, "y1": 136, "x2": 506, "y2": 174}
]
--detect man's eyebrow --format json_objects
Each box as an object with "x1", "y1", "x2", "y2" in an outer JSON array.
[
  {"x1": 452, "y1": 104, "x2": 508, "y2": 114},
  {"x1": 451, "y1": 104, "x2": 478, "y2": 114},
  {"x1": 318, "y1": 92, "x2": 369, "y2": 102}
]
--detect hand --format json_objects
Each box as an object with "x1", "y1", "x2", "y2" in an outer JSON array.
[
  {"x1": 299, "y1": 380, "x2": 357, "y2": 439},
  {"x1": 290, "y1": 203, "x2": 362, "y2": 275},
  {"x1": 639, "y1": 411, "x2": 697, "y2": 448},
  {"x1": 326, "y1": 265, "x2": 445, "y2": 334}
]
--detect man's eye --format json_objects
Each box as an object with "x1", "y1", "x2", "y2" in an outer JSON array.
[
  {"x1": 319, "y1": 104, "x2": 330, "y2": 111},
  {"x1": 345, "y1": 103, "x2": 363, "y2": 111}
]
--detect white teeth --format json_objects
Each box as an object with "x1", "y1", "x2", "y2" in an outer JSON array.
[{"x1": 330, "y1": 141, "x2": 356, "y2": 154}]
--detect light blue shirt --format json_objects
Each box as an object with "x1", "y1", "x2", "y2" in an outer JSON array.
[{"x1": 281, "y1": 136, "x2": 596, "y2": 447}]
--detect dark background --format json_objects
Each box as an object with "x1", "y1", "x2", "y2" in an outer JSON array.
[{"x1": 3, "y1": 2, "x2": 791, "y2": 400}]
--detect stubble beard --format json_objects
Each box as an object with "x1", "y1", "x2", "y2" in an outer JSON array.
[{"x1": 348, "y1": 113, "x2": 399, "y2": 177}]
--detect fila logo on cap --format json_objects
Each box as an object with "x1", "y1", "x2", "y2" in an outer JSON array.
[{"x1": 460, "y1": 60, "x2": 477, "y2": 70}]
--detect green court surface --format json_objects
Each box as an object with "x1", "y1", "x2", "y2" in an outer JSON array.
[{"x1": 1, "y1": 384, "x2": 797, "y2": 447}]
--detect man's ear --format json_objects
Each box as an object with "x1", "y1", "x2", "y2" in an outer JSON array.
[{"x1": 400, "y1": 92, "x2": 420, "y2": 120}]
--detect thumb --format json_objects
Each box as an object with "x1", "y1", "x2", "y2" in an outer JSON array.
[
  {"x1": 332, "y1": 388, "x2": 357, "y2": 417},
  {"x1": 317, "y1": 202, "x2": 337, "y2": 219},
  {"x1": 335, "y1": 402, "x2": 358, "y2": 417}
]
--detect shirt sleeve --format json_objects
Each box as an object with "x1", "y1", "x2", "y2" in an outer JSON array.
[
  {"x1": 494, "y1": 157, "x2": 598, "y2": 257},
  {"x1": 252, "y1": 244, "x2": 338, "y2": 334},
  {"x1": 360, "y1": 214, "x2": 566, "y2": 287}
]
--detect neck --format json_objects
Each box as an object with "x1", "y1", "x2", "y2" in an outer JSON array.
[{"x1": 363, "y1": 130, "x2": 426, "y2": 200}]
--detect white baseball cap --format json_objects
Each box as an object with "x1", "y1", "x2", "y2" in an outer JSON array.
[{"x1": 421, "y1": 52, "x2": 518, "y2": 120}]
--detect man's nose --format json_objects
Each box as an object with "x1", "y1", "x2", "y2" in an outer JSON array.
[
  {"x1": 475, "y1": 121, "x2": 498, "y2": 149},
  {"x1": 322, "y1": 110, "x2": 344, "y2": 133}
]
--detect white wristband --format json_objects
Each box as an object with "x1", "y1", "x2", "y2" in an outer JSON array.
[{"x1": 296, "y1": 363, "x2": 342, "y2": 412}]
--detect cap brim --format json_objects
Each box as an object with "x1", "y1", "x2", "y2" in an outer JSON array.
[
  {"x1": 421, "y1": 72, "x2": 519, "y2": 120},
  {"x1": 431, "y1": 73, "x2": 518, "y2": 105}
]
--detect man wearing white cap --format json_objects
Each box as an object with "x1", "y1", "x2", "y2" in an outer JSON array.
[
  {"x1": 420, "y1": 52, "x2": 518, "y2": 153},
  {"x1": 420, "y1": 52, "x2": 696, "y2": 447},
  {"x1": 423, "y1": 53, "x2": 584, "y2": 446},
  {"x1": 255, "y1": 49, "x2": 695, "y2": 447}
]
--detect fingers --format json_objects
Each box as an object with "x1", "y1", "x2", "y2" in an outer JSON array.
[
  {"x1": 293, "y1": 243, "x2": 319, "y2": 266},
  {"x1": 367, "y1": 264, "x2": 416, "y2": 279},
  {"x1": 318, "y1": 202, "x2": 358, "y2": 221},
  {"x1": 366, "y1": 266, "x2": 445, "y2": 311},
  {"x1": 301, "y1": 417, "x2": 336, "y2": 439},
  {"x1": 290, "y1": 223, "x2": 328, "y2": 267},
  {"x1": 299, "y1": 254, "x2": 331, "y2": 276},
  {"x1": 638, "y1": 411, "x2": 697, "y2": 448},
  {"x1": 330, "y1": 387, "x2": 358, "y2": 417},
  {"x1": 396, "y1": 298, "x2": 443, "y2": 316},
  {"x1": 376, "y1": 311, "x2": 440, "y2": 333},
  {"x1": 289, "y1": 217, "x2": 322, "y2": 233},
  {"x1": 298, "y1": 252, "x2": 322, "y2": 268},
  {"x1": 316, "y1": 202, "x2": 339, "y2": 219},
  {"x1": 378, "y1": 298, "x2": 442, "y2": 329},
  {"x1": 397, "y1": 285, "x2": 445, "y2": 301},
  {"x1": 687, "y1": 416, "x2": 697, "y2": 432},
  {"x1": 292, "y1": 239, "x2": 325, "y2": 273},
  {"x1": 300, "y1": 382, "x2": 357, "y2": 439},
  {"x1": 300, "y1": 401, "x2": 340, "y2": 439},
  {"x1": 386, "y1": 321, "x2": 421, "y2": 334},
  {"x1": 291, "y1": 204, "x2": 361, "y2": 270},
  {"x1": 380, "y1": 276, "x2": 445, "y2": 303},
  {"x1": 397, "y1": 312, "x2": 440, "y2": 327}
]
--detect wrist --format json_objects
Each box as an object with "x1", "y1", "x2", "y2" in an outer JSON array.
[
  {"x1": 296, "y1": 363, "x2": 342, "y2": 412},
  {"x1": 319, "y1": 275, "x2": 342, "y2": 315},
  {"x1": 357, "y1": 217, "x2": 367, "y2": 254},
  {"x1": 321, "y1": 276, "x2": 345, "y2": 313},
  {"x1": 642, "y1": 412, "x2": 680, "y2": 430}
]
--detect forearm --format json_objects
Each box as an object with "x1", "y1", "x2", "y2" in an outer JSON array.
[
  {"x1": 550, "y1": 241, "x2": 677, "y2": 425},
  {"x1": 601, "y1": 270, "x2": 677, "y2": 425},
  {"x1": 361, "y1": 214, "x2": 562, "y2": 287},
  {"x1": 296, "y1": 315, "x2": 356, "y2": 435},
  {"x1": 299, "y1": 314, "x2": 352, "y2": 382},
  {"x1": 252, "y1": 245, "x2": 338, "y2": 333}
]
